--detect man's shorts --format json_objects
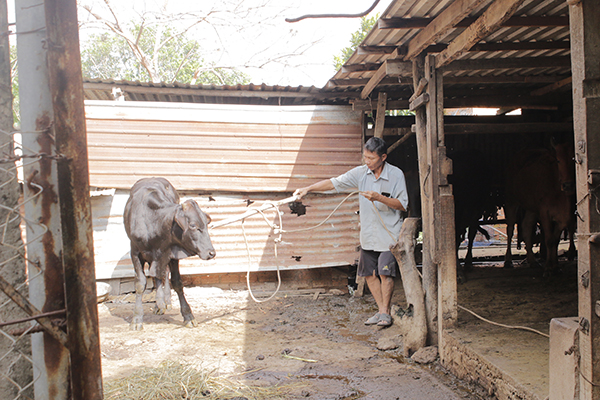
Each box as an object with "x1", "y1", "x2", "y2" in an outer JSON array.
[{"x1": 357, "y1": 248, "x2": 398, "y2": 278}]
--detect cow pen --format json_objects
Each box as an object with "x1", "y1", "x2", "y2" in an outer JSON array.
[{"x1": 2, "y1": 0, "x2": 600, "y2": 399}]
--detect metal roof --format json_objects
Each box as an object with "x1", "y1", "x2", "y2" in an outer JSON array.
[
  {"x1": 83, "y1": 80, "x2": 356, "y2": 106},
  {"x1": 83, "y1": 0, "x2": 573, "y2": 110},
  {"x1": 324, "y1": 0, "x2": 572, "y2": 111}
]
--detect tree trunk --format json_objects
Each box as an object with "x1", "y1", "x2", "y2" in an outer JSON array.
[{"x1": 390, "y1": 217, "x2": 427, "y2": 357}]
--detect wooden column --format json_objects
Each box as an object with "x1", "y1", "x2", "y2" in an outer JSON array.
[
  {"x1": 412, "y1": 55, "x2": 438, "y2": 345},
  {"x1": 569, "y1": 1, "x2": 600, "y2": 399},
  {"x1": 424, "y1": 54, "x2": 457, "y2": 361},
  {"x1": 374, "y1": 91, "x2": 387, "y2": 139}
]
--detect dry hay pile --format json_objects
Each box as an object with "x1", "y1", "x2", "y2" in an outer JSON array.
[{"x1": 104, "y1": 360, "x2": 301, "y2": 400}]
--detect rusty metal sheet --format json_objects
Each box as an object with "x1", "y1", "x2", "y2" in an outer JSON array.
[
  {"x1": 92, "y1": 190, "x2": 360, "y2": 279},
  {"x1": 85, "y1": 101, "x2": 362, "y2": 192}
]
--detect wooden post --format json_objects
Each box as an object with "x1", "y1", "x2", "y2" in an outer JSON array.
[
  {"x1": 412, "y1": 55, "x2": 438, "y2": 346},
  {"x1": 390, "y1": 218, "x2": 427, "y2": 357},
  {"x1": 374, "y1": 92, "x2": 387, "y2": 138},
  {"x1": 569, "y1": 1, "x2": 600, "y2": 398},
  {"x1": 424, "y1": 54, "x2": 457, "y2": 363}
]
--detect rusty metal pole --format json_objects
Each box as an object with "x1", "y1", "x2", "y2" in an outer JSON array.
[
  {"x1": 43, "y1": 0, "x2": 104, "y2": 399},
  {"x1": 15, "y1": 0, "x2": 70, "y2": 398}
]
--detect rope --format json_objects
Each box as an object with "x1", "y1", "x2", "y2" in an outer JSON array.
[{"x1": 458, "y1": 305, "x2": 549, "y2": 338}]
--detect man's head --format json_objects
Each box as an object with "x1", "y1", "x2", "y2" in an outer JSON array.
[{"x1": 363, "y1": 137, "x2": 387, "y2": 172}]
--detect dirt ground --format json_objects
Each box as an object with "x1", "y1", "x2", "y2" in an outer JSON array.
[
  {"x1": 98, "y1": 282, "x2": 488, "y2": 400},
  {"x1": 98, "y1": 243, "x2": 578, "y2": 400}
]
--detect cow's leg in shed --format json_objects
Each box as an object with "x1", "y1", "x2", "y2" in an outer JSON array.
[
  {"x1": 170, "y1": 259, "x2": 197, "y2": 328},
  {"x1": 522, "y1": 210, "x2": 541, "y2": 268},
  {"x1": 464, "y1": 224, "x2": 478, "y2": 272},
  {"x1": 503, "y1": 205, "x2": 517, "y2": 268},
  {"x1": 131, "y1": 252, "x2": 147, "y2": 330}
]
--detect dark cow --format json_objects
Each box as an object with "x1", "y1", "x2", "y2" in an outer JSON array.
[
  {"x1": 124, "y1": 177, "x2": 216, "y2": 330},
  {"x1": 503, "y1": 142, "x2": 575, "y2": 276},
  {"x1": 448, "y1": 150, "x2": 499, "y2": 279}
]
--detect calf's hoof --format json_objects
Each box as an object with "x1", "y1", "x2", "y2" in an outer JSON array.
[
  {"x1": 184, "y1": 318, "x2": 198, "y2": 328},
  {"x1": 166, "y1": 304, "x2": 173, "y2": 310},
  {"x1": 153, "y1": 307, "x2": 166, "y2": 315},
  {"x1": 130, "y1": 322, "x2": 144, "y2": 331}
]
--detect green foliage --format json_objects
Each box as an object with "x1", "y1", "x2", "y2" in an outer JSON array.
[
  {"x1": 10, "y1": 45, "x2": 18, "y2": 125},
  {"x1": 332, "y1": 14, "x2": 379, "y2": 71},
  {"x1": 80, "y1": 24, "x2": 251, "y2": 85}
]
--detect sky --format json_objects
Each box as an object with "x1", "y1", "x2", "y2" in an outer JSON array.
[{"x1": 9, "y1": 0, "x2": 394, "y2": 88}]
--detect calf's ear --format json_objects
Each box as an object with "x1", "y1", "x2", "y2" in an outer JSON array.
[{"x1": 174, "y1": 204, "x2": 188, "y2": 230}]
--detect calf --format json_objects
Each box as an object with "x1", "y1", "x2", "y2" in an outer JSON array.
[{"x1": 124, "y1": 177, "x2": 216, "y2": 330}]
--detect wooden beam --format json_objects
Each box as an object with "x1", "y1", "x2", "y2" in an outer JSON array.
[
  {"x1": 444, "y1": 121, "x2": 572, "y2": 134},
  {"x1": 443, "y1": 56, "x2": 571, "y2": 71},
  {"x1": 361, "y1": 60, "x2": 412, "y2": 99},
  {"x1": 379, "y1": 15, "x2": 569, "y2": 29},
  {"x1": 405, "y1": 0, "x2": 487, "y2": 61},
  {"x1": 530, "y1": 76, "x2": 573, "y2": 96},
  {"x1": 340, "y1": 56, "x2": 570, "y2": 75},
  {"x1": 373, "y1": 92, "x2": 387, "y2": 138},
  {"x1": 418, "y1": 40, "x2": 570, "y2": 53},
  {"x1": 410, "y1": 78, "x2": 428, "y2": 102},
  {"x1": 436, "y1": 0, "x2": 529, "y2": 68},
  {"x1": 358, "y1": 45, "x2": 398, "y2": 55},
  {"x1": 330, "y1": 74, "x2": 568, "y2": 88},
  {"x1": 409, "y1": 93, "x2": 430, "y2": 111},
  {"x1": 341, "y1": 63, "x2": 380, "y2": 73},
  {"x1": 361, "y1": 63, "x2": 389, "y2": 100},
  {"x1": 387, "y1": 131, "x2": 415, "y2": 154}
]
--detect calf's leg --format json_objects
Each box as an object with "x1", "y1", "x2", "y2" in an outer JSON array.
[
  {"x1": 131, "y1": 252, "x2": 147, "y2": 331},
  {"x1": 170, "y1": 259, "x2": 197, "y2": 327}
]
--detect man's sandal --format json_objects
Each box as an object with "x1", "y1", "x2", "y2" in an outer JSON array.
[
  {"x1": 377, "y1": 313, "x2": 392, "y2": 327},
  {"x1": 364, "y1": 313, "x2": 381, "y2": 325}
]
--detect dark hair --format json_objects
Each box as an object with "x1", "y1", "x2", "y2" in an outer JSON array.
[{"x1": 364, "y1": 137, "x2": 387, "y2": 157}]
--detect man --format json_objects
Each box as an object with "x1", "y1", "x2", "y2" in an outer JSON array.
[{"x1": 293, "y1": 137, "x2": 408, "y2": 327}]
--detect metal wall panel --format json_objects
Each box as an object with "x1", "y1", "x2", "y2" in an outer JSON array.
[
  {"x1": 91, "y1": 190, "x2": 360, "y2": 279},
  {"x1": 85, "y1": 101, "x2": 362, "y2": 192}
]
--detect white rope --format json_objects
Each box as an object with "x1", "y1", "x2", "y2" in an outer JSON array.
[{"x1": 458, "y1": 305, "x2": 549, "y2": 338}]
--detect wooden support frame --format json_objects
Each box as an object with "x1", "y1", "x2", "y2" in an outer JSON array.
[
  {"x1": 569, "y1": 1, "x2": 600, "y2": 398},
  {"x1": 412, "y1": 55, "x2": 437, "y2": 346},
  {"x1": 425, "y1": 54, "x2": 457, "y2": 360}
]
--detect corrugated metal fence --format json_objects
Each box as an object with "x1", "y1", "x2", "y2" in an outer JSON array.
[{"x1": 86, "y1": 102, "x2": 364, "y2": 280}]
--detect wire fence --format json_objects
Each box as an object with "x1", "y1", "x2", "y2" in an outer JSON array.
[{"x1": 0, "y1": 128, "x2": 62, "y2": 400}]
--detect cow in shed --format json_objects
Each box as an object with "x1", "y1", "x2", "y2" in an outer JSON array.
[
  {"x1": 448, "y1": 150, "x2": 499, "y2": 280},
  {"x1": 124, "y1": 177, "x2": 216, "y2": 330},
  {"x1": 503, "y1": 142, "x2": 575, "y2": 277}
]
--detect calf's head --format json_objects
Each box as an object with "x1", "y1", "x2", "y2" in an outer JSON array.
[{"x1": 172, "y1": 200, "x2": 216, "y2": 260}]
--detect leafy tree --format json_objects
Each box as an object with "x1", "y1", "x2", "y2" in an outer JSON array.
[
  {"x1": 78, "y1": 0, "x2": 301, "y2": 85},
  {"x1": 80, "y1": 26, "x2": 251, "y2": 85},
  {"x1": 333, "y1": 14, "x2": 379, "y2": 71}
]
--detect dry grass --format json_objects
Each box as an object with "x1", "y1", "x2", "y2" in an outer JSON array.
[{"x1": 104, "y1": 360, "x2": 301, "y2": 400}]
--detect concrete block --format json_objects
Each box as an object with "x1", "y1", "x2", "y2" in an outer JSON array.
[{"x1": 549, "y1": 317, "x2": 579, "y2": 400}]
